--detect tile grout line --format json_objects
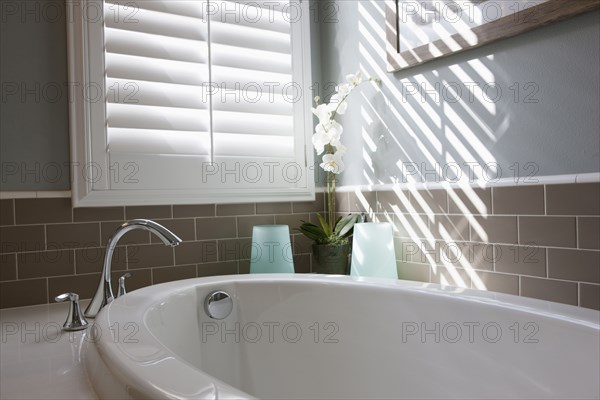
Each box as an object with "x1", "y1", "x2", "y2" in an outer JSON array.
[
  {"x1": 12, "y1": 198, "x2": 16, "y2": 225},
  {"x1": 193, "y1": 217, "x2": 198, "y2": 241},
  {"x1": 4, "y1": 211, "x2": 599, "y2": 228},
  {"x1": 575, "y1": 216, "x2": 579, "y2": 249},
  {"x1": 543, "y1": 184, "x2": 547, "y2": 215},
  {"x1": 43, "y1": 224, "x2": 47, "y2": 251},
  {"x1": 545, "y1": 248, "x2": 549, "y2": 278}
]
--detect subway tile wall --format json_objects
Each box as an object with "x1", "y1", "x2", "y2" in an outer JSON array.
[
  {"x1": 336, "y1": 182, "x2": 600, "y2": 311},
  {"x1": 0, "y1": 182, "x2": 599, "y2": 311},
  {"x1": 0, "y1": 195, "x2": 324, "y2": 308}
]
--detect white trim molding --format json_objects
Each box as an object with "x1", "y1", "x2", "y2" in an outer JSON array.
[{"x1": 333, "y1": 173, "x2": 600, "y2": 193}]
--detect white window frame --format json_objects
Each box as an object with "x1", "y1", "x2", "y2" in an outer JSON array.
[{"x1": 67, "y1": 0, "x2": 315, "y2": 207}]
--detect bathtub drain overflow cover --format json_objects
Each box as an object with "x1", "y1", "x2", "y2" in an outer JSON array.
[{"x1": 204, "y1": 291, "x2": 233, "y2": 319}]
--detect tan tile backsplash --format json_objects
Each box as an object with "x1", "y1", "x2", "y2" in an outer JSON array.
[
  {"x1": 410, "y1": 189, "x2": 448, "y2": 214},
  {"x1": 0, "y1": 279, "x2": 48, "y2": 308},
  {"x1": 0, "y1": 253, "x2": 17, "y2": 281},
  {"x1": 127, "y1": 243, "x2": 174, "y2": 269},
  {"x1": 493, "y1": 245, "x2": 547, "y2": 277},
  {"x1": 173, "y1": 204, "x2": 215, "y2": 218},
  {"x1": 1, "y1": 182, "x2": 599, "y2": 311},
  {"x1": 15, "y1": 198, "x2": 72, "y2": 224},
  {"x1": 74, "y1": 206, "x2": 124, "y2": 222},
  {"x1": 580, "y1": 283, "x2": 600, "y2": 310},
  {"x1": 195, "y1": 217, "x2": 237, "y2": 240},
  {"x1": 476, "y1": 271, "x2": 520, "y2": 296},
  {"x1": 546, "y1": 183, "x2": 600, "y2": 215},
  {"x1": 46, "y1": 223, "x2": 101, "y2": 249},
  {"x1": 448, "y1": 188, "x2": 492, "y2": 215},
  {"x1": 348, "y1": 191, "x2": 377, "y2": 213},
  {"x1": 0, "y1": 200, "x2": 14, "y2": 226},
  {"x1": 520, "y1": 276, "x2": 578, "y2": 306},
  {"x1": 338, "y1": 183, "x2": 599, "y2": 311},
  {"x1": 125, "y1": 205, "x2": 172, "y2": 220},
  {"x1": 153, "y1": 264, "x2": 197, "y2": 285},
  {"x1": 1, "y1": 197, "x2": 323, "y2": 309},
  {"x1": 547, "y1": 248, "x2": 600, "y2": 284},
  {"x1": 578, "y1": 217, "x2": 600, "y2": 250},
  {"x1": 493, "y1": 186, "x2": 545, "y2": 215},
  {"x1": 256, "y1": 202, "x2": 292, "y2": 215},
  {"x1": 17, "y1": 249, "x2": 75, "y2": 279},
  {"x1": 519, "y1": 216, "x2": 577, "y2": 247},
  {"x1": 471, "y1": 216, "x2": 518, "y2": 244},
  {"x1": 0, "y1": 225, "x2": 45, "y2": 253}
]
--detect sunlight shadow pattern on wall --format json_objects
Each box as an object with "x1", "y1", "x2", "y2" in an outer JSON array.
[{"x1": 351, "y1": 0, "x2": 519, "y2": 290}]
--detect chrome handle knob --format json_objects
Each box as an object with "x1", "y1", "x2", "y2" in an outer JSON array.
[
  {"x1": 55, "y1": 292, "x2": 89, "y2": 331},
  {"x1": 204, "y1": 291, "x2": 233, "y2": 320},
  {"x1": 117, "y1": 272, "x2": 131, "y2": 298}
]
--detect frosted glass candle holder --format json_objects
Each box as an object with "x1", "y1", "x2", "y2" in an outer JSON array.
[
  {"x1": 250, "y1": 225, "x2": 295, "y2": 274},
  {"x1": 350, "y1": 223, "x2": 398, "y2": 279}
]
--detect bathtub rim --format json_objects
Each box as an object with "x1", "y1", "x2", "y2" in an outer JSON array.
[{"x1": 88, "y1": 274, "x2": 600, "y2": 399}]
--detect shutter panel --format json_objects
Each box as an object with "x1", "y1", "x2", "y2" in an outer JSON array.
[
  {"x1": 104, "y1": 1, "x2": 211, "y2": 189},
  {"x1": 103, "y1": 0, "x2": 305, "y2": 190},
  {"x1": 208, "y1": 1, "x2": 300, "y2": 187}
]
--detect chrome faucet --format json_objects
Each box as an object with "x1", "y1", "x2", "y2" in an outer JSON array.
[{"x1": 84, "y1": 219, "x2": 182, "y2": 318}]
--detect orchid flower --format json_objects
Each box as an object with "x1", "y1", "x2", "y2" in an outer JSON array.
[
  {"x1": 346, "y1": 71, "x2": 364, "y2": 87},
  {"x1": 320, "y1": 151, "x2": 345, "y2": 174},
  {"x1": 311, "y1": 103, "x2": 331, "y2": 125}
]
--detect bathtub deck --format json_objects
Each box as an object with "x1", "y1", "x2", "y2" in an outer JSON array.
[{"x1": 0, "y1": 301, "x2": 97, "y2": 399}]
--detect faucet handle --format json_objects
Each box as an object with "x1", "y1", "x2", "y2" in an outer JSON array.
[
  {"x1": 117, "y1": 272, "x2": 131, "y2": 298},
  {"x1": 55, "y1": 292, "x2": 89, "y2": 331}
]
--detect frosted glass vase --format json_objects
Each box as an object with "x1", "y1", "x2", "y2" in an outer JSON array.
[{"x1": 250, "y1": 225, "x2": 294, "y2": 274}]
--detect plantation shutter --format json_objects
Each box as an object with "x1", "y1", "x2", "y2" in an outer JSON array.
[{"x1": 102, "y1": 0, "x2": 306, "y2": 191}]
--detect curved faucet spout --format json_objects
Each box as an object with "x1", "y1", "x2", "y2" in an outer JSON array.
[{"x1": 84, "y1": 219, "x2": 182, "y2": 318}]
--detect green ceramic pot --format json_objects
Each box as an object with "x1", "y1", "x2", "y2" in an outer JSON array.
[{"x1": 312, "y1": 243, "x2": 350, "y2": 275}]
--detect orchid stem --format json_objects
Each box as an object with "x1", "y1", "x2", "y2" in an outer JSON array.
[{"x1": 327, "y1": 171, "x2": 335, "y2": 231}]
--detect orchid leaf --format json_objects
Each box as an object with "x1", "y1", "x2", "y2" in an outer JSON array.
[
  {"x1": 315, "y1": 213, "x2": 332, "y2": 236},
  {"x1": 335, "y1": 214, "x2": 361, "y2": 238},
  {"x1": 296, "y1": 221, "x2": 327, "y2": 242}
]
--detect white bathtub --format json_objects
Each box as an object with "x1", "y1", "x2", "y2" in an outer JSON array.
[{"x1": 84, "y1": 274, "x2": 600, "y2": 399}]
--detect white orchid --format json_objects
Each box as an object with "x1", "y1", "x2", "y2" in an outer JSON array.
[
  {"x1": 313, "y1": 120, "x2": 343, "y2": 155},
  {"x1": 312, "y1": 70, "x2": 378, "y2": 175},
  {"x1": 311, "y1": 103, "x2": 331, "y2": 125},
  {"x1": 312, "y1": 131, "x2": 328, "y2": 155},
  {"x1": 303, "y1": 71, "x2": 379, "y2": 245},
  {"x1": 336, "y1": 83, "x2": 351, "y2": 97},
  {"x1": 346, "y1": 71, "x2": 364, "y2": 87},
  {"x1": 324, "y1": 120, "x2": 343, "y2": 139},
  {"x1": 328, "y1": 93, "x2": 348, "y2": 115},
  {"x1": 331, "y1": 138, "x2": 347, "y2": 154},
  {"x1": 320, "y1": 151, "x2": 345, "y2": 174}
]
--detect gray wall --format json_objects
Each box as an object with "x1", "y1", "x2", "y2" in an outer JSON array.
[
  {"x1": 1, "y1": 1, "x2": 71, "y2": 190},
  {"x1": 1, "y1": 1, "x2": 599, "y2": 191},
  {"x1": 318, "y1": 1, "x2": 600, "y2": 186}
]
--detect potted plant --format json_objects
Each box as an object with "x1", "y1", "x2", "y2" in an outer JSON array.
[{"x1": 297, "y1": 71, "x2": 379, "y2": 274}]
